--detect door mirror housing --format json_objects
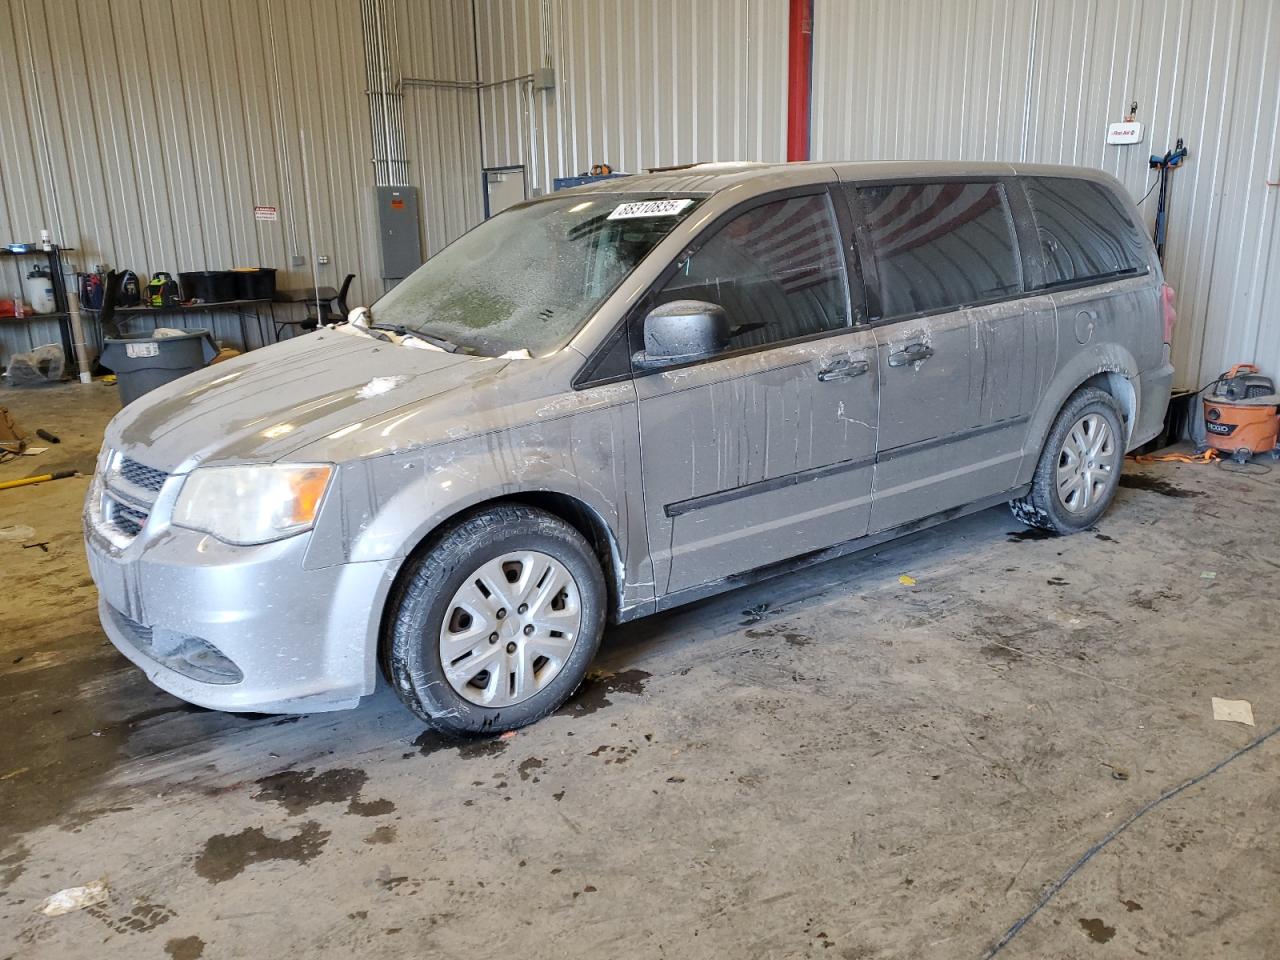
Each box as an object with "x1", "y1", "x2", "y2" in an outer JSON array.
[{"x1": 639, "y1": 300, "x2": 731, "y2": 367}]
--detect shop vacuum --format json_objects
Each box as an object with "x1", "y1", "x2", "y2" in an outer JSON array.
[{"x1": 1200, "y1": 364, "x2": 1280, "y2": 463}]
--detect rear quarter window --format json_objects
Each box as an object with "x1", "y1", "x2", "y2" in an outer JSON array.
[{"x1": 1025, "y1": 177, "x2": 1148, "y2": 287}]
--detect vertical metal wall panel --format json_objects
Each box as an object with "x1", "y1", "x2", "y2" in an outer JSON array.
[
  {"x1": 0, "y1": 0, "x2": 384, "y2": 359},
  {"x1": 812, "y1": 0, "x2": 1036, "y2": 163},
  {"x1": 472, "y1": 0, "x2": 788, "y2": 191},
  {"x1": 396, "y1": 0, "x2": 485, "y2": 256},
  {"x1": 1199, "y1": 0, "x2": 1280, "y2": 383},
  {"x1": 812, "y1": 0, "x2": 1280, "y2": 391}
]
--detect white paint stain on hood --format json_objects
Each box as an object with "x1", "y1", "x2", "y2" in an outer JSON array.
[{"x1": 356, "y1": 375, "x2": 407, "y2": 399}]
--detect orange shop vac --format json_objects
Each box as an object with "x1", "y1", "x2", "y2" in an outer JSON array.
[{"x1": 1201, "y1": 364, "x2": 1280, "y2": 462}]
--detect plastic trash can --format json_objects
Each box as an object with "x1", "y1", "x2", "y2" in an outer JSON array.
[{"x1": 101, "y1": 328, "x2": 219, "y2": 406}]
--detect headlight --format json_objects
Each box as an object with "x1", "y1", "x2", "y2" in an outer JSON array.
[
  {"x1": 172, "y1": 464, "x2": 333, "y2": 545},
  {"x1": 95, "y1": 444, "x2": 117, "y2": 476}
]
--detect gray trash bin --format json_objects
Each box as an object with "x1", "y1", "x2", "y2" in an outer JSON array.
[{"x1": 101, "y1": 329, "x2": 219, "y2": 406}]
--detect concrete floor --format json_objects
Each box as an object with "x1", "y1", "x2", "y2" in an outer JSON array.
[{"x1": 2, "y1": 381, "x2": 1278, "y2": 960}]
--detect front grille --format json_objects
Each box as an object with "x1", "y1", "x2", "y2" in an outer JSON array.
[
  {"x1": 118, "y1": 456, "x2": 169, "y2": 493},
  {"x1": 94, "y1": 454, "x2": 168, "y2": 545},
  {"x1": 108, "y1": 498, "x2": 149, "y2": 537}
]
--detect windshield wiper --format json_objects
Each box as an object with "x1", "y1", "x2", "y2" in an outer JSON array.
[{"x1": 369, "y1": 323, "x2": 460, "y2": 353}]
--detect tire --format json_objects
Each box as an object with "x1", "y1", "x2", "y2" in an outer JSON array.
[
  {"x1": 384, "y1": 504, "x2": 606, "y2": 734},
  {"x1": 1010, "y1": 387, "x2": 1125, "y2": 535}
]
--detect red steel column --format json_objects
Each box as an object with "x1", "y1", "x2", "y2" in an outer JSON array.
[{"x1": 786, "y1": 0, "x2": 814, "y2": 162}]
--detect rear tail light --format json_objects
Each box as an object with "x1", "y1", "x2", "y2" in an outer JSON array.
[{"x1": 1160, "y1": 282, "x2": 1177, "y2": 344}]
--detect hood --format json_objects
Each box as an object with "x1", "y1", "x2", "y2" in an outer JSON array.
[{"x1": 107, "y1": 330, "x2": 509, "y2": 472}]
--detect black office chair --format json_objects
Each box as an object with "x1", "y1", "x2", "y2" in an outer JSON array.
[
  {"x1": 274, "y1": 274, "x2": 355, "y2": 339},
  {"x1": 307, "y1": 273, "x2": 354, "y2": 329}
]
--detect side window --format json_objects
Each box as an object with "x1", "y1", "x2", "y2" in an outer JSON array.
[
  {"x1": 652, "y1": 193, "x2": 850, "y2": 355},
  {"x1": 853, "y1": 181, "x2": 1022, "y2": 318},
  {"x1": 1025, "y1": 177, "x2": 1148, "y2": 287}
]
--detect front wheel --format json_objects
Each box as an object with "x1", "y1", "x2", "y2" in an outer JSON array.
[
  {"x1": 384, "y1": 504, "x2": 606, "y2": 734},
  {"x1": 1011, "y1": 387, "x2": 1125, "y2": 534}
]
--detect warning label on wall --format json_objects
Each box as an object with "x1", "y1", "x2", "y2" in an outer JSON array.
[{"x1": 254, "y1": 205, "x2": 279, "y2": 222}]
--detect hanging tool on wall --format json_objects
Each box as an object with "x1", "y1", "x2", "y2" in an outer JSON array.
[{"x1": 1149, "y1": 139, "x2": 1188, "y2": 264}]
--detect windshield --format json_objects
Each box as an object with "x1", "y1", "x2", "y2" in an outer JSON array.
[{"x1": 370, "y1": 193, "x2": 703, "y2": 356}]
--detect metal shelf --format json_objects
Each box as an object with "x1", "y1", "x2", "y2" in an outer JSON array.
[
  {"x1": 0, "y1": 311, "x2": 69, "y2": 323},
  {"x1": 0, "y1": 247, "x2": 75, "y2": 258}
]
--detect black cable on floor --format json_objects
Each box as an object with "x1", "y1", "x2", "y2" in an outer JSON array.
[{"x1": 981, "y1": 721, "x2": 1280, "y2": 959}]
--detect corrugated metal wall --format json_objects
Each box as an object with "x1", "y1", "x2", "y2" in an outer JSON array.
[
  {"x1": 472, "y1": 0, "x2": 790, "y2": 193},
  {"x1": 0, "y1": 0, "x2": 383, "y2": 361},
  {"x1": 4, "y1": 0, "x2": 1274, "y2": 393},
  {"x1": 395, "y1": 0, "x2": 486, "y2": 256},
  {"x1": 812, "y1": 0, "x2": 1280, "y2": 391}
]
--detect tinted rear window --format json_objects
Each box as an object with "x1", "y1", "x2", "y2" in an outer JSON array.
[
  {"x1": 853, "y1": 181, "x2": 1022, "y2": 318},
  {"x1": 1025, "y1": 177, "x2": 1148, "y2": 287}
]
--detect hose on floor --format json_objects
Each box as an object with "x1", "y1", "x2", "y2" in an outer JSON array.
[{"x1": 981, "y1": 721, "x2": 1280, "y2": 958}]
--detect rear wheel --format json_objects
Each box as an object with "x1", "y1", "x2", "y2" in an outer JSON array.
[
  {"x1": 385, "y1": 504, "x2": 606, "y2": 734},
  {"x1": 1011, "y1": 387, "x2": 1125, "y2": 534}
]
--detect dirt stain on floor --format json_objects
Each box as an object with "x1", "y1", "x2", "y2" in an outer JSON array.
[
  {"x1": 517, "y1": 757, "x2": 545, "y2": 782},
  {"x1": 165, "y1": 935, "x2": 206, "y2": 960},
  {"x1": 0, "y1": 648, "x2": 299, "y2": 847},
  {"x1": 0, "y1": 843, "x2": 28, "y2": 887},
  {"x1": 363, "y1": 825, "x2": 396, "y2": 845},
  {"x1": 1119, "y1": 474, "x2": 1204, "y2": 498},
  {"x1": 557, "y1": 669, "x2": 652, "y2": 717},
  {"x1": 1078, "y1": 917, "x2": 1116, "y2": 943},
  {"x1": 88, "y1": 899, "x2": 176, "y2": 935},
  {"x1": 744, "y1": 626, "x2": 813, "y2": 647},
  {"x1": 252, "y1": 768, "x2": 394, "y2": 817},
  {"x1": 194, "y1": 821, "x2": 330, "y2": 883},
  {"x1": 1006, "y1": 528, "x2": 1055, "y2": 542},
  {"x1": 413, "y1": 731, "x2": 511, "y2": 759}
]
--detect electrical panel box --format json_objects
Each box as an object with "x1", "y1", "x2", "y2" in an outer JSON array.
[{"x1": 376, "y1": 186, "x2": 423, "y2": 281}]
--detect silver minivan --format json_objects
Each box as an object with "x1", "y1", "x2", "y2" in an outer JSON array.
[{"x1": 85, "y1": 161, "x2": 1176, "y2": 732}]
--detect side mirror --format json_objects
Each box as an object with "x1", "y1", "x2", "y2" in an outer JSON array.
[{"x1": 640, "y1": 300, "x2": 731, "y2": 366}]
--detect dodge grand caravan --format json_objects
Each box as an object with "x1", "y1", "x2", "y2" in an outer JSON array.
[{"x1": 85, "y1": 161, "x2": 1175, "y2": 732}]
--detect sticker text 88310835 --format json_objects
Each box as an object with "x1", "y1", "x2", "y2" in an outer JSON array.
[{"x1": 606, "y1": 198, "x2": 695, "y2": 221}]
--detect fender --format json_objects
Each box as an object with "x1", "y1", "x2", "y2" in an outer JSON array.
[
  {"x1": 1017, "y1": 342, "x2": 1141, "y2": 487},
  {"x1": 304, "y1": 403, "x2": 656, "y2": 677}
]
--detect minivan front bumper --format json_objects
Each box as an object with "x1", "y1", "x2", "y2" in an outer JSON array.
[{"x1": 86, "y1": 503, "x2": 393, "y2": 714}]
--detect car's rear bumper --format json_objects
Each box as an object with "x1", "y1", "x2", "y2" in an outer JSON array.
[{"x1": 1132, "y1": 355, "x2": 1176, "y2": 448}]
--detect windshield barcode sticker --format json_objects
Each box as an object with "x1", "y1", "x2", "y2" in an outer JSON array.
[{"x1": 607, "y1": 198, "x2": 695, "y2": 220}]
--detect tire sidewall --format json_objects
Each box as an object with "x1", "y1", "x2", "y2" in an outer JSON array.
[
  {"x1": 1039, "y1": 393, "x2": 1125, "y2": 531},
  {"x1": 390, "y1": 512, "x2": 606, "y2": 733}
]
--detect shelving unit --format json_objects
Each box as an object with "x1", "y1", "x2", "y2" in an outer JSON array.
[{"x1": 1, "y1": 246, "x2": 77, "y2": 368}]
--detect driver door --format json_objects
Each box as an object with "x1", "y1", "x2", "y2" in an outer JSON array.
[{"x1": 632, "y1": 188, "x2": 880, "y2": 599}]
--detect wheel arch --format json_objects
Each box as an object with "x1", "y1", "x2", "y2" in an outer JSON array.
[
  {"x1": 374, "y1": 490, "x2": 627, "y2": 675},
  {"x1": 1080, "y1": 371, "x2": 1137, "y2": 445},
  {"x1": 1018, "y1": 345, "x2": 1141, "y2": 487}
]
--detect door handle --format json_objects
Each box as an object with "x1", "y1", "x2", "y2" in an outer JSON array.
[
  {"x1": 817, "y1": 358, "x2": 870, "y2": 381},
  {"x1": 888, "y1": 342, "x2": 934, "y2": 367}
]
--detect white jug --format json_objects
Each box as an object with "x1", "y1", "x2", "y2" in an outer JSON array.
[{"x1": 24, "y1": 269, "x2": 56, "y2": 314}]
